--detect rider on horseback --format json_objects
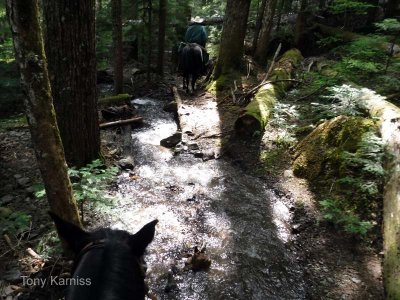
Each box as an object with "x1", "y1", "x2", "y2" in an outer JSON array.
[{"x1": 179, "y1": 16, "x2": 210, "y2": 74}]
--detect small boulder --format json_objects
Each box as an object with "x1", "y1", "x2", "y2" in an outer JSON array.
[
  {"x1": 160, "y1": 132, "x2": 182, "y2": 148},
  {"x1": 118, "y1": 156, "x2": 135, "y2": 170}
]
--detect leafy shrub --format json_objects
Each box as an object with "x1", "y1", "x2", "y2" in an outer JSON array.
[
  {"x1": 0, "y1": 210, "x2": 31, "y2": 235},
  {"x1": 35, "y1": 159, "x2": 119, "y2": 221},
  {"x1": 319, "y1": 131, "x2": 384, "y2": 236},
  {"x1": 320, "y1": 198, "x2": 373, "y2": 236}
]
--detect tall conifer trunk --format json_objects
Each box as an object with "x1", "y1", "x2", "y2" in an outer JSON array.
[
  {"x1": 214, "y1": 0, "x2": 251, "y2": 78},
  {"x1": 157, "y1": 0, "x2": 167, "y2": 75},
  {"x1": 254, "y1": 0, "x2": 278, "y2": 65},
  {"x1": 6, "y1": 0, "x2": 81, "y2": 227},
  {"x1": 112, "y1": 0, "x2": 124, "y2": 94},
  {"x1": 42, "y1": 0, "x2": 100, "y2": 168}
]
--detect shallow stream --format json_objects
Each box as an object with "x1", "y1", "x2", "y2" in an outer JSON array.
[{"x1": 107, "y1": 97, "x2": 307, "y2": 299}]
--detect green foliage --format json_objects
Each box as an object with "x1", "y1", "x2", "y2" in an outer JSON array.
[
  {"x1": 36, "y1": 230, "x2": 62, "y2": 259},
  {"x1": 320, "y1": 198, "x2": 373, "y2": 236},
  {"x1": 35, "y1": 160, "x2": 119, "y2": 216},
  {"x1": 0, "y1": 115, "x2": 27, "y2": 131},
  {"x1": 316, "y1": 36, "x2": 342, "y2": 48},
  {"x1": 312, "y1": 84, "x2": 364, "y2": 120},
  {"x1": 334, "y1": 36, "x2": 387, "y2": 80},
  {"x1": 319, "y1": 130, "x2": 384, "y2": 237},
  {"x1": 328, "y1": 0, "x2": 373, "y2": 14},
  {"x1": 68, "y1": 159, "x2": 118, "y2": 208},
  {"x1": 375, "y1": 18, "x2": 400, "y2": 32},
  {"x1": 0, "y1": 210, "x2": 31, "y2": 235}
]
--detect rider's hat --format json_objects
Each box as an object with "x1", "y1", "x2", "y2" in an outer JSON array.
[{"x1": 191, "y1": 16, "x2": 204, "y2": 23}]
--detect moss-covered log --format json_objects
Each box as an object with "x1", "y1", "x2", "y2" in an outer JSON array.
[
  {"x1": 235, "y1": 49, "x2": 303, "y2": 136},
  {"x1": 292, "y1": 116, "x2": 377, "y2": 180},
  {"x1": 98, "y1": 93, "x2": 132, "y2": 108},
  {"x1": 357, "y1": 89, "x2": 400, "y2": 299}
]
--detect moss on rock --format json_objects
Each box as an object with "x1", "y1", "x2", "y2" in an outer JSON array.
[{"x1": 293, "y1": 115, "x2": 377, "y2": 180}]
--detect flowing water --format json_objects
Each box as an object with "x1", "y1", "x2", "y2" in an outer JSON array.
[{"x1": 106, "y1": 97, "x2": 307, "y2": 299}]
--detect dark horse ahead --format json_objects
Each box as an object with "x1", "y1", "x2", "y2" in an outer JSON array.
[
  {"x1": 50, "y1": 212, "x2": 157, "y2": 300},
  {"x1": 180, "y1": 43, "x2": 204, "y2": 94}
]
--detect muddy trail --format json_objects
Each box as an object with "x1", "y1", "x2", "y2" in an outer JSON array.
[{"x1": 99, "y1": 93, "x2": 306, "y2": 299}]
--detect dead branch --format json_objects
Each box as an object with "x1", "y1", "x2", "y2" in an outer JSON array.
[{"x1": 99, "y1": 117, "x2": 143, "y2": 129}]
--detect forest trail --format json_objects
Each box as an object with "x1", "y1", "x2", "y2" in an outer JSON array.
[{"x1": 101, "y1": 89, "x2": 308, "y2": 299}]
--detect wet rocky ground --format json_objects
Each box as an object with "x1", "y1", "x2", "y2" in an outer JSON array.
[{"x1": 0, "y1": 84, "x2": 383, "y2": 299}]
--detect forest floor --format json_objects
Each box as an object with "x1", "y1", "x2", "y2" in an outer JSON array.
[{"x1": 0, "y1": 77, "x2": 384, "y2": 299}]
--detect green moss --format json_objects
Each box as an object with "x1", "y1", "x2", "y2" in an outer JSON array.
[
  {"x1": 206, "y1": 71, "x2": 242, "y2": 95},
  {"x1": 0, "y1": 115, "x2": 27, "y2": 131},
  {"x1": 243, "y1": 85, "x2": 277, "y2": 129},
  {"x1": 98, "y1": 93, "x2": 132, "y2": 107},
  {"x1": 259, "y1": 147, "x2": 287, "y2": 175},
  {"x1": 293, "y1": 116, "x2": 378, "y2": 180}
]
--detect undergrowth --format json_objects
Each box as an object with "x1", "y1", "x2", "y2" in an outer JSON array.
[{"x1": 34, "y1": 159, "x2": 119, "y2": 222}]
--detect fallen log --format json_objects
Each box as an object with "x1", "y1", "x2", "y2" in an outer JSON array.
[
  {"x1": 99, "y1": 117, "x2": 143, "y2": 129},
  {"x1": 98, "y1": 94, "x2": 132, "y2": 108},
  {"x1": 235, "y1": 49, "x2": 303, "y2": 136},
  {"x1": 171, "y1": 86, "x2": 192, "y2": 134},
  {"x1": 356, "y1": 89, "x2": 400, "y2": 299}
]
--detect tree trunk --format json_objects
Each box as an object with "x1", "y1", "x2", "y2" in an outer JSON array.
[
  {"x1": 386, "y1": 0, "x2": 400, "y2": 17},
  {"x1": 112, "y1": 0, "x2": 124, "y2": 94},
  {"x1": 235, "y1": 49, "x2": 302, "y2": 136},
  {"x1": 214, "y1": 0, "x2": 251, "y2": 78},
  {"x1": 147, "y1": 0, "x2": 153, "y2": 82},
  {"x1": 294, "y1": 0, "x2": 308, "y2": 46},
  {"x1": 251, "y1": 0, "x2": 268, "y2": 54},
  {"x1": 6, "y1": 0, "x2": 81, "y2": 227},
  {"x1": 42, "y1": 0, "x2": 100, "y2": 168},
  {"x1": 157, "y1": 0, "x2": 167, "y2": 75},
  {"x1": 254, "y1": 0, "x2": 279, "y2": 65}
]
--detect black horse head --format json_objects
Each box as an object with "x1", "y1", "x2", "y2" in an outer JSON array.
[{"x1": 49, "y1": 212, "x2": 158, "y2": 300}]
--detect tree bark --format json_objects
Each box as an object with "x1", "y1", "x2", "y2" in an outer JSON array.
[
  {"x1": 251, "y1": 0, "x2": 268, "y2": 54},
  {"x1": 235, "y1": 49, "x2": 302, "y2": 136},
  {"x1": 386, "y1": 0, "x2": 400, "y2": 17},
  {"x1": 214, "y1": 0, "x2": 251, "y2": 78},
  {"x1": 254, "y1": 0, "x2": 279, "y2": 65},
  {"x1": 6, "y1": 0, "x2": 81, "y2": 227},
  {"x1": 157, "y1": 0, "x2": 167, "y2": 75},
  {"x1": 42, "y1": 0, "x2": 100, "y2": 168},
  {"x1": 294, "y1": 0, "x2": 308, "y2": 47},
  {"x1": 147, "y1": 0, "x2": 153, "y2": 82},
  {"x1": 112, "y1": 0, "x2": 124, "y2": 94}
]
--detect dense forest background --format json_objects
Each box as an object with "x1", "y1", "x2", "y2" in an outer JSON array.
[{"x1": 0, "y1": 0, "x2": 400, "y2": 298}]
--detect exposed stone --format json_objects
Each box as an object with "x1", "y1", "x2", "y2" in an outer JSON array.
[
  {"x1": 164, "y1": 271, "x2": 178, "y2": 293},
  {"x1": 1, "y1": 194, "x2": 13, "y2": 205},
  {"x1": 1, "y1": 269, "x2": 22, "y2": 283},
  {"x1": 16, "y1": 177, "x2": 30, "y2": 187},
  {"x1": 163, "y1": 101, "x2": 178, "y2": 113},
  {"x1": 118, "y1": 156, "x2": 135, "y2": 170},
  {"x1": 160, "y1": 132, "x2": 182, "y2": 148}
]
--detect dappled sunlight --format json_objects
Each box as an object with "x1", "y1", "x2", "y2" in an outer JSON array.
[{"x1": 104, "y1": 96, "x2": 306, "y2": 298}]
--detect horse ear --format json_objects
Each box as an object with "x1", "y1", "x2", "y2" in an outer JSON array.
[
  {"x1": 130, "y1": 220, "x2": 158, "y2": 256},
  {"x1": 49, "y1": 211, "x2": 89, "y2": 253}
]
